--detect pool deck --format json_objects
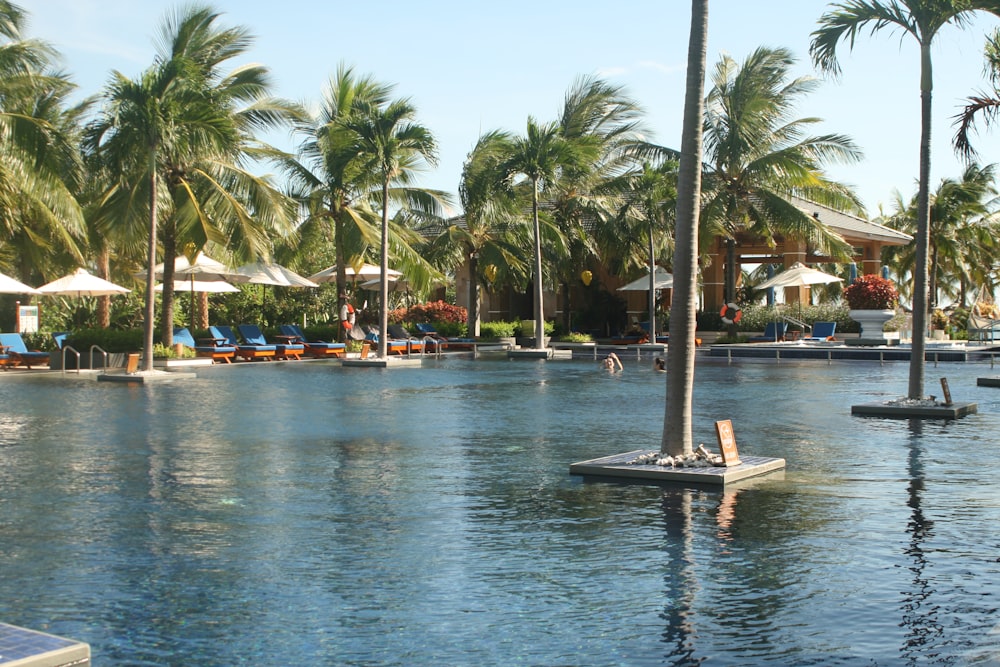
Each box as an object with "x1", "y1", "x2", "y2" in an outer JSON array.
[{"x1": 570, "y1": 450, "x2": 786, "y2": 485}]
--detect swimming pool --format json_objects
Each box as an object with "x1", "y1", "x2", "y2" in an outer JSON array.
[{"x1": 1, "y1": 356, "x2": 999, "y2": 665}]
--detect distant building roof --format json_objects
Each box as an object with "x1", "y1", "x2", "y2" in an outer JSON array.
[{"x1": 790, "y1": 195, "x2": 912, "y2": 246}]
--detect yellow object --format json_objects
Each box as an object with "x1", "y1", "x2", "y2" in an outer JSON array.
[{"x1": 581, "y1": 270, "x2": 593, "y2": 286}]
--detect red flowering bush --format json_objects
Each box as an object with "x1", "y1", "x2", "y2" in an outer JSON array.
[
  {"x1": 388, "y1": 300, "x2": 468, "y2": 324},
  {"x1": 843, "y1": 274, "x2": 899, "y2": 310}
]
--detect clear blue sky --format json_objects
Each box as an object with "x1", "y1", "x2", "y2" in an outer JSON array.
[{"x1": 29, "y1": 0, "x2": 1000, "y2": 219}]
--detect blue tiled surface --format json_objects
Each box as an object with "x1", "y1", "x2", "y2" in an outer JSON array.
[{"x1": 0, "y1": 623, "x2": 79, "y2": 663}]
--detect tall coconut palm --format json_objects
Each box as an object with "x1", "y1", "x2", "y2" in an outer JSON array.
[
  {"x1": 88, "y1": 5, "x2": 301, "y2": 366},
  {"x1": 811, "y1": 0, "x2": 1000, "y2": 400},
  {"x1": 883, "y1": 163, "x2": 998, "y2": 306},
  {"x1": 549, "y1": 75, "x2": 652, "y2": 332},
  {"x1": 283, "y1": 64, "x2": 446, "y2": 337},
  {"x1": 423, "y1": 130, "x2": 527, "y2": 337},
  {"x1": 602, "y1": 159, "x2": 678, "y2": 339},
  {"x1": 663, "y1": 0, "x2": 709, "y2": 457},
  {"x1": 338, "y1": 96, "x2": 443, "y2": 358},
  {"x1": 0, "y1": 1, "x2": 85, "y2": 275},
  {"x1": 701, "y1": 46, "x2": 861, "y2": 336},
  {"x1": 497, "y1": 118, "x2": 599, "y2": 350},
  {"x1": 955, "y1": 27, "x2": 1000, "y2": 158}
]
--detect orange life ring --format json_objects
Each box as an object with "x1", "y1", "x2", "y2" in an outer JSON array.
[{"x1": 720, "y1": 302, "x2": 742, "y2": 325}]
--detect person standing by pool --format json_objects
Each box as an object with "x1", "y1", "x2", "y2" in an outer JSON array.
[
  {"x1": 601, "y1": 352, "x2": 623, "y2": 372},
  {"x1": 339, "y1": 291, "x2": 356, "y2": 342}
]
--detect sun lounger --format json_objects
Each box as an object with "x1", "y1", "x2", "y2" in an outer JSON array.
[
  {"x1": 748, "y1": 321, "x2": 787, "y2": 343},
  {"x1": 174, "y1": 327, "x2": 236, "y2": 363},
  {"x1": 211, "y1": 325, "x2": 276, "y2": 361},
  {"x1": 388, "y1": 324, "x2": 431, "y2": 352},
  {"x1": 0, "y1": 333, "x2": 50, "y2": 369},
  {"x1": 803, "y1": 321, "x2": 837, "y2": 342},
  {"x1": 237, "y1": 324, "x2": 304, "y2": 360},
  {"x1": 412, "y1": 323, "x2": 476, "y2": 350},
  {"x1": 278, "y1": 324, "x2": 346, "y2": 358}
]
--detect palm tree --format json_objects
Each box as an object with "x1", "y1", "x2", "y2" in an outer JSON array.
[
  {"x1": 700, "y1": 46, "x2": 861, "y2": 335},
  {"x1": 284, "y1": 65, "x2": 448, "y2": 340},
  {"x1": 423, "y1": 130, "x2": 526, "y2": 337},
  {"x1": 497, "y1": 117, "x2": 598, "y2": 350},
  {"x1": 549, "y1": 75, "x2": 652, "y2": 333},
  {"x1": 883, "y1": 163, "x2": 998, "y2": 307},
  {"x1": 811, "y1": 0, "x2": 1000, "y2": 400},
  {"x1": 88, "y1": 5, "x2": 301, "y2": 367},
  {"x1": 339, "y1": 96, "x2": 444, "y2": 358},
  {"x1": 0, "y1": 1, "x2": 86, "y2": 277},
  {"x1": 663, "y1": 0, "x2": 709, "y2": 458},
  {"x1": 603, "y1": 160, "x2": 678, "y2": 339},
  {"x1": 955, "y1": 27, "x2": 1000, "y2": 158}
]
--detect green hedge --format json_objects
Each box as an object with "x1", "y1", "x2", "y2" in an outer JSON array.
[{"x1": 66, "y1": 328, "x2": 144, "y2": 353}]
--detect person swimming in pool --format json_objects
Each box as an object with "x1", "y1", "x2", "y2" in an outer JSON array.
[
  {"x1": 601, "y1": 352, "x2": 623, "y2": 372},
  {"x1": 653, "y1": 357, "x2": 666, "y2": 372}
]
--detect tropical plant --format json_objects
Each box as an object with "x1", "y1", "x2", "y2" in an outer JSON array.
[
  {"x1": 882, "y1": 163, "x2": 999, "y2": 308},
  {"x1": 843, "y1": 274, "x2": 900, "y2": 309},
  {"x1": 496, "y1": 117, "x2": 599, "y2": 349},
  {"x1": 955, "y1": 27, "x2": 1000, "y2": 157},
  {"x1": 0, "y1": 1, "x2": 86, "y2": 280},
  {"x1": 663, "y1": 0, "x2": 708, "y2": 458},
  {"x1": 421, "y1": 129, "x2": 526, "y2": 337},
  {"x1": 700, "y1": 45, "x2": 862, "y2": 337},
  {"x1": 87, "y1": 4, "x2": 302, "y2": 368},
  {"x1": 812, "y1": 0, "x2": 1000, "y2": 400},
  {"x1": 337, "y1": 94, "x2": 445, "y2": 357}
]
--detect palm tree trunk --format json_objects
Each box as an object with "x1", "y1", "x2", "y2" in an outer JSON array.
[
  {"x1": 142, "y1": 161, "x2": 157, "y2": 372},
  {"x1": 378, "y1": 179, "x2": 390, "y2": 358},
  {"x1": 96, "y1": 247, "x2": 110, "y2": 329},
  {"x1": 333, "y1": 204, "x2": 348, "y2": 342},
  {"x1": 161, "y1": 231, "x2": 176, "y2": 346},
  {"x1": 197, "y1": 291, "x2": 209, "y2": 330},
  {"x1": 531, "y1": 178, "x2": 545, "y2": 349},
  {"x1": 468, "y1": 250, "x2": 481, "y2": 337},
  {"x1": 648, "y1": 223, "x2": 657, "y2": 340},
  {"x1": 663, "y1": 0, "x2": 708, "y2": 457},
  {"x1": 908, "y1": 43, "x2": 932, "y2": 400}
]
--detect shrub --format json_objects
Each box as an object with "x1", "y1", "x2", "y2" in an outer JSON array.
[
  {"x1": 153, "y1": 343, "x2": 196, "y2": 359},
  {"x1": 432, "y1": 320, "x2": 467, "y2": 338},
  {"x1": 558, "y1": 332, "x2": 594, "y2": 343},
  {"x1": 843, "y1": 275, "x2": 899, "y2": 310},
  {"x1": 66, "y1": 328, "x2": 144, "y2": 353},
  {"x1": 388, "y1": 300, "x2": 467, "y2": 325},
  {"x1": 480, "y1": 320, "x2": 516, "y2": 338}
]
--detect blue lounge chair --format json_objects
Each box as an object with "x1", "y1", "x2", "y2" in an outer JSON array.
[
  {"x1": 211, "y1": 325, "x2": 276, "y2": 361},
  {"x1": 278, "y1": 324, "x2": 346, "y2": 358},
  {"x1": 749, "y1": 321, "x2": 787, "y2": 343},
  {"x1": 174, "y1": 327, "x2": 236, "y2": 364},
  {"x1": 413, "y1": 322, "x2": 476, "y2": 350},
  {"x1": 0, "y1": 333, "x2": 50, "y2": 369},
  {"x1": 804, "y1": 321, "x2": 837, "y2": 342},
  {"x1": 387, "y1": 324, "x2": 426, "y2": 354},
  {"x1": 237, "y1": 324, "x2": 304, "y2": 360}
]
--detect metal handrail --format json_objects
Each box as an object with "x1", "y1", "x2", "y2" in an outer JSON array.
[
  {"x1": 89, "y1": 345, "x2": 108, "y2": 374},
  {"x1": 61, "y1": 345, "x2": 81, "y2": 375},
  {"x1": 421, "y1": 335, "x2": 441, "y2": 358}
]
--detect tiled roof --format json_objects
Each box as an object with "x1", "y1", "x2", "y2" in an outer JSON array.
[{"x1": 790, "y1": 195, "x2": 912, "y2": 246}]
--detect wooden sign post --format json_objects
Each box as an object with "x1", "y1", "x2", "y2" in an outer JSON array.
[
  {"x1": 940, "y1": 377, "x2": 953, "y2": 406},
  {"x1": 715, "y1": 419, "x2": 742, "y2": 467}
]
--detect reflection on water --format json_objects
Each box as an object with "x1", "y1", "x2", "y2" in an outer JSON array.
[{"x1": 1, "y1": 358, "x2": 1000, "y2": 665}]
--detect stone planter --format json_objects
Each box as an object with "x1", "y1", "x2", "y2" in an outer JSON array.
[{"x1": 849, "y1": 309, "x2": 895, "y2": 339}]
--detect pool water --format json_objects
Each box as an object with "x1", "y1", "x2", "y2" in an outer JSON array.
[{"x1": 1, "y1": 357, "x2": 999, "y2": 665}]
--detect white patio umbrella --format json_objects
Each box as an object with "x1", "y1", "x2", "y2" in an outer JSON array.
[
  {"x1": 308, "y1": 262, "x2": 402, "y2": 284},
  {"x1": 154, "y1": 279, "x2": 239, "y2": 293},
  {"x1": 753, "y1": 262, "x2": 842, "y2": 291},
  {"x1": 149, "y1": 252, "x2": 250, "y2": 283},
  {"x1": 38, "y1": 268, "x2": 131, "y2": 297},
  {"x1": 359, "y1": 276, "x2": 411, "y2": 292},
  {"x1": 0, "y1": 271, "x2": 40, "y2": 295},
  {"x1": 616, "y1": 267, "x2": 674, "y2": 291},
  {"x1": 235, "y1": 261, "x2": 318, "y2": 288}
]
